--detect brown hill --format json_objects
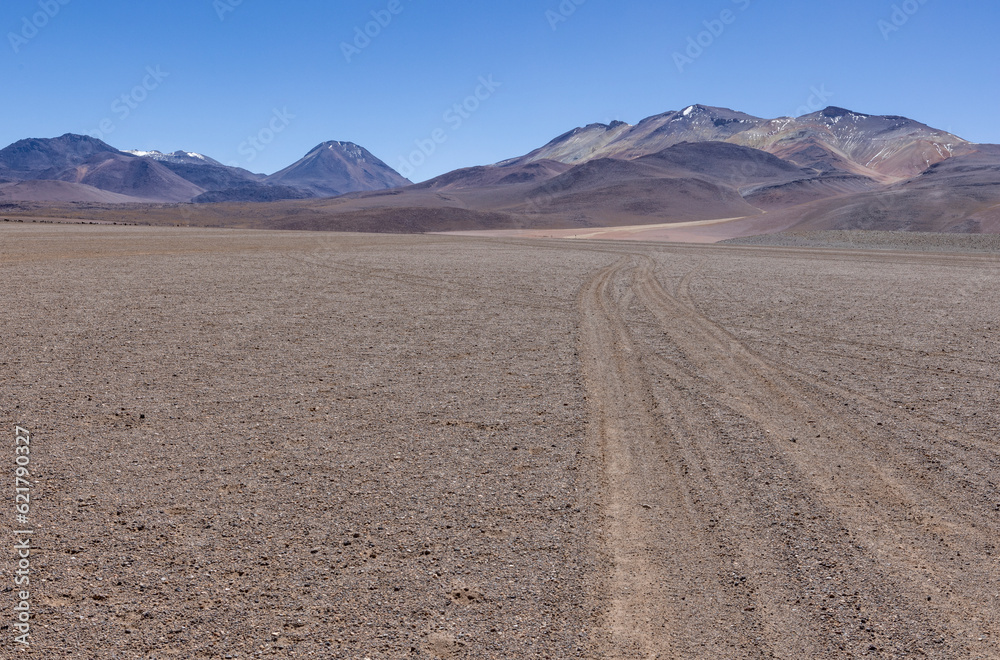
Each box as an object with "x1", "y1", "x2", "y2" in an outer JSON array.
[
  {"x1": 57, "y1": 152, "x2": 205, "y2": 203},
  {"x1": 767, "y1": 144, "x2": 1000, "y2": 234},
  {"x1": 732, "y1": 107, "x2": 971, "y2": 180},
  {"x1": 266, "y1": 141, "x2": 411, "y2": 197},
  {"x1": 0, "y1": 180, "x2": 147, "y2": 203},
  {"x1": 505, "y1": 105, "x2": 970, "y2": 184},
  {"x1": 413, "y1": 159, "x2": 572, "y2": 191},
  {"x1": 504, "y1": 106, "x2": 765, "y2": 166},
  {"x1": 0, "y1": 134, "x2": 119, "y2": 179}
]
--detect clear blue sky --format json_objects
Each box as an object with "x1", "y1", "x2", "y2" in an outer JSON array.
[{"x1": 3, "y1": 0, "x2": 998, "y2": 181}]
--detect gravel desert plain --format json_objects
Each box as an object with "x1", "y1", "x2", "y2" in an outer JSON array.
[{"x1": 2, "y1": 222, "x2": 1000, "y2": 659}]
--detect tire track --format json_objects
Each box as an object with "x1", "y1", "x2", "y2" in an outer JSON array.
[
  {"x1": 579, "y1": 255, "x2": 951, "y2": 658},
  {"x1": 578, "y1": 258, "x2": 767, "y2": 658},
  {"x1": 663, "y1": 258, "x2": 1000, "y2": 527},
  {"x1": 577, "y1": 258, "x2": 668, "y2": 657},
  {"x1": 629, "y1": 255, "x2": 999, "y2": 655}
]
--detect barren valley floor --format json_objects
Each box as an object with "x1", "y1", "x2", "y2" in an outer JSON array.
[{"x1": 2, "y1": 225, "x2": 999, "y2": 658}]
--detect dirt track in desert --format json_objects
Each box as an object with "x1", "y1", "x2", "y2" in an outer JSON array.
[{"x1": 2, "y1": 224, "x2": 999, "y2": 659}]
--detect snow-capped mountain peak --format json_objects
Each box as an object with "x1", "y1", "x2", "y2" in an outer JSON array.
[{"x1": 125, "y1": 149, "x2": 222, "y2": 166}]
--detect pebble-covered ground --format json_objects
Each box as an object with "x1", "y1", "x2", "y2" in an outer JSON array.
[{"x1": 2, "y1": 224, "x2": 998, "y2": 658}]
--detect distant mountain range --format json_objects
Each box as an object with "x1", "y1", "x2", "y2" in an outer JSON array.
[
  {"x1": 503, "y1": 105, "x2": 970, "y2": 180},
  {"x1": 0, "y1": 135, "x2": 410, "y2": 204},
  {"x1": 298, "y1": 104, "x2": 993, "y2": 235},
  {"x1": 2, "y1": 105, "x2": 998, "y2": 236}
]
